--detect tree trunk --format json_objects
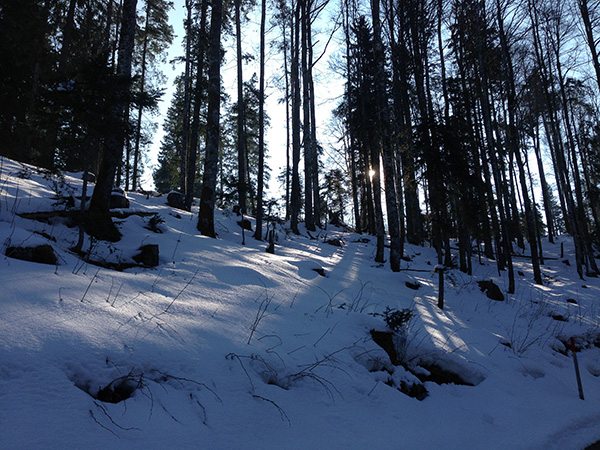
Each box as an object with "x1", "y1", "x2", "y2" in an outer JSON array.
[
  {"x1": 290, "y1": 0, "x2": 302, "y2": 234},
  {"x1": 180, "y1": 0, "x2": 193, "y2": 193},
  {"x1": 185, "y1": 0, "x2": 209, "y2": 210},
  {"x1": 254, "y1": 0, "x2": 267, "y2": 241},
  {"x1": 132, "y1": 0, "x2": 151, "y2": 191},
  {"x1": 88, "y1": 0, "x2": 138, "y2": 241},
  {"x1": 197, "y1": 0, "x2": 223, "y2": 237},
  {"x1": 235, "y1": 0, "x2": 248, "y2": 214},
  {"x1": 372, "y1": 0, "x2": 401, "y2": 271}
]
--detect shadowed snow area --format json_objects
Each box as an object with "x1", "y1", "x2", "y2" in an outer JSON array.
[{"x1": 0, "y1": 156, "x2": 599, "y2": 449}]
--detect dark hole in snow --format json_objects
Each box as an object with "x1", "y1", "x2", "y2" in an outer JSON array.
[
  {"x1": 517, "y1": 270, "x2": 525, "y2": 277},
  {"x1": 384, "y1": 376, "x2": 428, "y2": 401},
  {"x1": 75, "y1": 375, "x2": 140, "y2": 404},
  {"x1": 399, "y1": 380, "x2": 428, "y2": 400},
  {"x1": 413, "y1": 361, "x2": 474, "y2": 386},
  {"x1": 562, "y1": 259, "x2": 571, "y2": 266},
  {"x1": 551, "y1": 313, "x2": 568, "y2": 322},
  {"x1": 96, "y1": 378, "x2": 138, "y2": 403},
  {"x1": 566, "y1": 298, "x2": 578, "y2": 305}
]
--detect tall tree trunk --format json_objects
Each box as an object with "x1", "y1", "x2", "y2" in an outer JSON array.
[
  {"x1": 131, "y1": 0, "x2": 151, "y2": 191},
  {"x1": 301, "y1": 0, "x2": 315, "y2": 231},
  {"x1": 180, "y1": 0, "x2": 193, "y2": 193},
  {"x1": 185, "y1": 0, "x2": 209, "y2": 210},
  {"x1": 372, "y1": 0, "x2": 401, "y2": 271},
  {"x1": 88, "y1": 0, "x2": 138, "y2": 241},
  {"x1": 290, "y1": 0, "x2": 302, "y2": 234},
  {"x1": 307, "y1": 14, "x2": 320, "y2": 227},
  {"x1": 496, "y1": 0, "x2": 542, "y2": 284},
  {"x1": 197, "y1": 0, "x2": 223, "y2": 237},
  {"x1": 235, "y1": 0, "x2": 248, "y2": 213},
  {"x1": 254, "y1": 0, "x2": 267, "y2": 241}
]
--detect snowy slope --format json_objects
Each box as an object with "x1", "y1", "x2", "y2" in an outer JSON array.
[{"x1": 1, "y1": 156, "x2": 599, "y2": 449}]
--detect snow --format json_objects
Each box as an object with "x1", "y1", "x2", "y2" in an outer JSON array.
[{"x1": 1, "y1": 155, "x2": 599, "y2": 449}]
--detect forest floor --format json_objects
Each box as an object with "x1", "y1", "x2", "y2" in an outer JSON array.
[{"x1": 1, "y1": 155, "x2": 599, "y2": 449}]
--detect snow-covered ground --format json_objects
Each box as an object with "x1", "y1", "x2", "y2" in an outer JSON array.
[{"x1": 1, "y1": 156, "x2": 599, "y2": 449}]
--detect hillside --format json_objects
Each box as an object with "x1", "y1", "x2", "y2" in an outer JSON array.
[{"x1": 0, "y1": 156, "x2": 599, "y2": 449}]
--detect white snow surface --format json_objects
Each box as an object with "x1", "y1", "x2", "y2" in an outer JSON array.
[{"x1": 1, "y1": 156, "x2": 599, "y2": 449}]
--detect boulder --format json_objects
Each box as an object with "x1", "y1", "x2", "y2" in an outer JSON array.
[
  {"x1": 405, "y1": 281, "x2": 420, "y2": 290},
  {"x1": 477, "y1": 280, "x2": 504, "y2": 301},
  {"x1": 133, "y1": 244, "x2": 159, "y2": 267},
  {"x1": 167, "y1": 191, "x2": 186, "y2": 210},
  {"x1": 312, "y1": 267, "x2": 326, "y2": 277},
  {"x1": 6, "y1": 244, "x2": 58, "y2": 265},
  {"x1": 325, "y1": 238, "x2": 344, "y2": 247},
  {"x1": 110, "y1": 188, "x2": 130, "y2": 209}
]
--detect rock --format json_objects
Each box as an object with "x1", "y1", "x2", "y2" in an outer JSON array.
[
  {"x1": 6, "y1": 244, "x2": 58, "y2": 265},
  {"x1": 167, "y1": 191, "x2": 186, "y2": 210},
  {"x1": 312, "y1": 267, "x2": 326, "y2": 277},
  {"x1": 325, "y1": 238, "x2": 344, "y2": 247},
  {"x1": 562, "y1": 259, "x2": 570, "y2": 266},
  {"x1": 405, "y1": 281, "x2": 420, "y2": 290},
  {"x1": 477, "y1": 280, "x2": 504, "y2": 301},
  {"x1": 133, "y1": 244, "x2": 159, "y2": 267},
  {"x1": 238, "y1": 218, "x2": 252, "y2": 231},
  {"x1": 566, "y1": 298, "x2": 577, "y2": 305},
  {"x1": 370, "y1": 329, "x2": 399, "y2": 365},
  {"x1": 110, "y1": 188, "x2": 130, "y2": 209}
]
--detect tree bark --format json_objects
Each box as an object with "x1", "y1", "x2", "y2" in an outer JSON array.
[
  {"x1": 197, "y1": 0, "x2": 223, "y2": 237},
  {"x1": 254, "y1": 0, "x2": 267, "y2": 240},
  {"x1": 88, "y1": 0, "x2": 138, "y2": 241}
]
